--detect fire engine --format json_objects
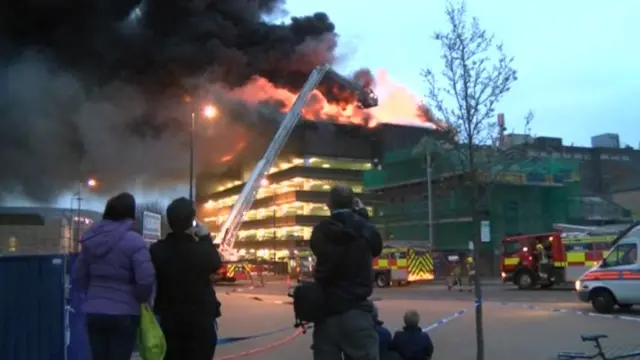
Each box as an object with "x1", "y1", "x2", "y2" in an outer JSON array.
[
  {"x1": 373, "y1": 246, "x2": 434, "y2": 287},
  {"x1": 290, "y1": 245, "x2": 435, "y2": 287},
  {"x1": 501, "y1": 232, "x2": 615, "y2": 289},
  {"x1": 209, "y1": 65, "x2": 379, "y2": 281}
]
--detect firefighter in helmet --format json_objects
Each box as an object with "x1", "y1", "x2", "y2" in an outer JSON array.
[
  {"x1": 447, "y1": 255, "x2": 463, "y2": 292},
  {"x1": 535, "y1": 237, "x2": 552, "y2": 279},
  {"x1": 465, "y1": 254, "x2": 475, "y2": 292},
  {"x1": 8, "y1": 236, "x2": 17, "y2": 252}
]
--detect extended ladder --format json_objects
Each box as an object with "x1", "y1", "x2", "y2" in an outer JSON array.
[{"x1": 214, "y1": 65, "x2": 378, "y2": 260}]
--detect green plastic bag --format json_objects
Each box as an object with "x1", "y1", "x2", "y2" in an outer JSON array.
[{"x1": 137, "y1": 304, "x2": 166, "y2": 360}]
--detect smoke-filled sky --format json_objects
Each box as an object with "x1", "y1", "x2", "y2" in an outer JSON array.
[
  {"x1": 0, "y1": 0, "x2": 358, "y2": 203},
  {"x1": 2, "y1": 0, "x2": 639, "y2": 209}
]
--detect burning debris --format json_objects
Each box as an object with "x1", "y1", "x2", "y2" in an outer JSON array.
[{"x1": 0, "y1": 0, "x2": 433, "y2": 202}]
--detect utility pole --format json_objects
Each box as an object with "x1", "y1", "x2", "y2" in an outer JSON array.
[
  {"x1": 425, "y1": 143, "x2": 434, "y2": 248},
  {"x1": 272, "y1": 191, "x2": 277, "y2": 262},
  {"x1": 75, "y1": 193, "x2": 83, "y2": 252},
  {"x1": 189, "y1": 112, "x2": 195, "y2": 201}
]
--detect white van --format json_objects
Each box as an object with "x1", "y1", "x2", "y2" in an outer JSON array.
[{"x1": 575, "y1": 222, "x2": 640, "y2": 313}]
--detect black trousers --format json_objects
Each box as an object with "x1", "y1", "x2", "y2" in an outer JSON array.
[
  {"x1": 86, "y1": 314, "x2": 139, "y2": 360},
  {"x1": 161, "y1": 317, "x2": 217, "y2": 360},
  {"x1": 313, "y1": 308, "x2": 379, "y2": 360}
]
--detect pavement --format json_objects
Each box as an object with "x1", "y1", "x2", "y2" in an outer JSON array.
[{"x1": 133, "y1": 282, "x2": 640, "y2": 359}]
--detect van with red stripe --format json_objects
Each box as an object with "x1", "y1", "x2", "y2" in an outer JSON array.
[{"x1": 575, "y1": 222, "x2": 640, "y2": 313}]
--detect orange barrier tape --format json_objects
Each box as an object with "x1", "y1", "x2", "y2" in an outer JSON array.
[{"x1": 216, "y1": 328, "x2": 305, "y2": 360}]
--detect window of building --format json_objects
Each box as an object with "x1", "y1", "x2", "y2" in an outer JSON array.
[
  {"x1": 305, "y1": 156, "x2": 372, "y2": 171},
  {"x1": 600, "y1": 154, "x2": 610, "y2": 160},
  {"x1": 621, "y1": 155, "x2": 630, "y2": 161},
  {"x1": 237, "y1": 226, "x2": 314, "y2": 242}
]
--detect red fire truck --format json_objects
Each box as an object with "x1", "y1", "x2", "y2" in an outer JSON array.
[{"x1": 500, "y1": 232, "x2": 614, "y2": 289}]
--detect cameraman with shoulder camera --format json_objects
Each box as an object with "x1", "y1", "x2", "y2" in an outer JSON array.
[
  {"x1": 310, "y1": 184, "x2": 383, "y2": 360},
  {"x1": 150, "y1": 197, "x2": 222, "y2": 360}
]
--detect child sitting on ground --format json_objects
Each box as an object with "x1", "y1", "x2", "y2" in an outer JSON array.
[{"x1": 391, "y1": 310, "x2": 434, "y2": 360}]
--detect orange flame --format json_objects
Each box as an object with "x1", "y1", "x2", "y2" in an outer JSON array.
[{"x1": 229, "y1": 70, "x2": 434, "y2": 129}]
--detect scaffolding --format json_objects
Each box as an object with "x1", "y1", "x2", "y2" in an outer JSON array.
[{"x1": 366, "y1": 149, "x2": 584, "y2": 250}]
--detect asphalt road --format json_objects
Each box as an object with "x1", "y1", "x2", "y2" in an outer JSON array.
[
  {"x1": 133, "y1": 282, "x2": 640, "y2": 359},
  {"x1": 211, "y1": 291, "x2": 640, "y2": 360}
]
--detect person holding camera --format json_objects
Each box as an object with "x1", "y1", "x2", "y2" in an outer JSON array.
[
  {"x1": 149, "y1": 197, "x2": 222, "y2": 360},
  {"x1": 310, "y1": 184, "x2": 383, "y2": 360}
]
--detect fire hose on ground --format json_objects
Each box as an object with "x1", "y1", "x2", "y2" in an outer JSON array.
[{"x1": 216, "y1": 326, "x2": 309, "y2": 360}]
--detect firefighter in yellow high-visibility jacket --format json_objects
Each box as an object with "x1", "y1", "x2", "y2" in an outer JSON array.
[
  {"x1": 465, "y1": 255, "x2": 475, "y2": 292},
  {"x1": 447, "y1": 256, "x2": 463, "y2": 292},
  {"x1": 8, "y1": 236, "x2": 17, "y2": 252}
]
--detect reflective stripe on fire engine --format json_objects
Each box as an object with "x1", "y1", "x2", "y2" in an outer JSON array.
[
  {"x1": 554, "y1": 261, "x2": 566, "y2": 267},
  {"x1": 377, "y1": 259, "x2": 388, "y2": 268},
  {"x1": 566, "y1": 251, "x2": 586, "y2": 265},
  {"x1": 407, "y1": 250, "x2": 434, "y2": 281},
  {"x1": 567, "y1": 251, "x2": 605, "y2": 267},
  {"x1": 503, "y1": 257, "x2": 519, "y2": 266}
]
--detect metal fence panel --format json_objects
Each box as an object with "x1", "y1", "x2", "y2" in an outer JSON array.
[
  {"x1": 66, "y1": 253, "x2": 91, "y2": 360},
  {"x1": 0, "y1": 254, "x2": 66, "y2": 360}
]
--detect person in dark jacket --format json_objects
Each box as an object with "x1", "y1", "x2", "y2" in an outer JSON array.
[
  {"x1": 150, "y1": 197, "x2": 222, "y2": 360},
  {"x1": 391, "y1": 310, "x2": 434, "y2": 360},
  {"x1": 311, "y1": 184, "x2": 383, "y2": 360},
  {"x1": 372, "y1": 305, "x2": 392, "y2": 355},
  {"x1": 72, "y1": 192, "x2": 155, "y2": 360}
]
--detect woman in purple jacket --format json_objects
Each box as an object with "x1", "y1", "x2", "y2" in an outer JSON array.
[{"x1": 72, "y1": 192, "x2": 156, "y2": 360}]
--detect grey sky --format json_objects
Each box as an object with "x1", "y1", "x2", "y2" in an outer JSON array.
[{"x1": 287, "y1": 0, "x2": 640, "y2": 147}]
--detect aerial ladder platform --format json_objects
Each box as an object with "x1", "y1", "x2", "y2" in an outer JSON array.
[{"x1": 214, "y1": 64, "x2": 379, "y2": 261}]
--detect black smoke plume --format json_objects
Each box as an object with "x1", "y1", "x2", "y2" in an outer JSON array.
[{"x1": 0, "y1": 0, "x2": 340, "y2": 202}]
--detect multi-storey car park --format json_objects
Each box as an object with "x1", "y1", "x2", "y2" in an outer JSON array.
[{"x1": 195, "y1": 120, "x2": 429, "y2": 260}]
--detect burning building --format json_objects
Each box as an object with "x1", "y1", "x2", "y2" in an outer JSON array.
[
  {"x1": 196, "y1": 120, "x2": 430, "y2": 259},
  {"x1": 0, "y1": 0, "x2": 440, "y2": 214}
]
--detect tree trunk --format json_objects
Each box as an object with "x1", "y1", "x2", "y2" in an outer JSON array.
[{"x1": 472, "y1": 197, "x2": 485, "y2": 360}]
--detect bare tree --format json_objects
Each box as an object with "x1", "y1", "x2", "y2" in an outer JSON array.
[{"x1": 417, "y1": 1, "x2": 533, "y2": 359}]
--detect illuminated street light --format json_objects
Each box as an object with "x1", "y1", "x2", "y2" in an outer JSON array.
[
  {"x1": 189, "y1": 103, "x2": 218, "y2": 201},
  {"x1": 203, "y1": 105, "x2": 218, "y2": 119},
  {"x1": 87, "y1": 178, "x2": 97, "y2": 188}
]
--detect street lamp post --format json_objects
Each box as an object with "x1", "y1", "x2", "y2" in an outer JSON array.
[
  {"x1": 261, "y1": 179, "x2": 277, "y2": 261},
  {"x1": 189, "y1": 105, "x2": 217, "y2": 202},
  {"x1": 426, "y1": 147, "x2": 434, "y2": 248},
  {"x1": 71, "y1": 178, "x2": 97, "y2": 252},
  {"x1": 272, "y1": 197, "x2": 277, "y2": 262},
  {"x1": 189, "y1": 112, "x2": 195, "y2": 201}
]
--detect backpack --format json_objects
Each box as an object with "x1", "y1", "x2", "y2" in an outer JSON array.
[{"x1": 291, "y1": 280, "x2": 325, "y2": 324}]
